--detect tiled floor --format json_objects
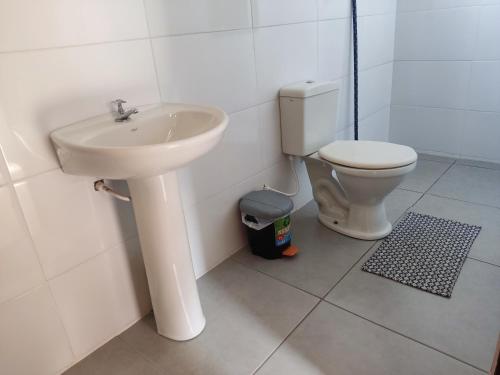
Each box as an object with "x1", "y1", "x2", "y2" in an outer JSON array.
[{"x1": 65, "y1": 155, "x2": 500, "y2": 375}]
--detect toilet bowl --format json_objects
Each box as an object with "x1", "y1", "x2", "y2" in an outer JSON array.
[
  {"x1": 305, "y1": 141, "x2": 417, "y2": 240},
  {"x1": 279, "y1": 81, "x2": 417, "y2": 240}
]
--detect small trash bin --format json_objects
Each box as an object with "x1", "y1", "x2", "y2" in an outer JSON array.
[{"x1": 239, "y1": 190, "x2": 295, "y2": 259}]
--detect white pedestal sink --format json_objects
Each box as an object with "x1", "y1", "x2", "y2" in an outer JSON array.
[{"x1": 51, "y1": 103, "x2": 228, "y2": 340}]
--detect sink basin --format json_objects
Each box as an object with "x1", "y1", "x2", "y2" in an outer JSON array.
[
  {"x1": 51, "y1": 103, "x2": 228, "y2": 179},
  {"x1": 51, "y1": 103, "x2": 229, "y2": 341}
]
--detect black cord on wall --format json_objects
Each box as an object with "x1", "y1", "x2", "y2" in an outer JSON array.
[{"x1": 351, "y1": 0, "x2": 359, "y2": 140}]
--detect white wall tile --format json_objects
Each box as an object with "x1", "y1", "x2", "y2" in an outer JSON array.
[
  {"x1": 15, "y1": 171, "x2": 103, "y2": 279},
  {"x1": 358, "y1": 106, "x2": 391, "y2": 141},
  {"x1": 179, "y1": 107, "x2": 262, "y2": 206},
  {"x1": 460, "y1": 111, "x2": 500, "y2": 161},
  {"x1": 397, "y1": 0, "x2": 481, "y2": 13},
  {"x1": 153, "y1": 30, "x2": 257, "y2": 114},
  {"x1": 14, "y1": 170, "x2": 135, "y2": 279},
  {"x1": 336, "y1": 124, "x2": 355, "y2": 140},
  {"x1": 391, "y1": 2, "x2": 500, "y2": 161},
  {"x1": 318, "y1": 0, "x2": 350, "y2": 20},
  {"x1": 359, "y1": 13, "x2": 396, "y2": 69},
  {"x1": 357, "y1": 0, "x2": 397, "y2": 15},
  {"x1": 358, "y1": 63, "x2": 394, "y2": 120},
  {"x1": 0, "y1": 286, "x2": 74, "y2": 375},
  {"x1": 254, "y1": 23, "x2": 318, "y2": 102},
  {"x1": 342, "y1": 107, "x2": 392, "y2": 141},
  {"x1": 251, "y1": 0, "x2": 317, "y2": 27},
  {"x1": 144, "y1": 0, "x2": 251, "y2": 37},
  {"x1": 391, "y1": 61, "x2": 470, "y2": 108},
  {"x1": 336, "y1": 76, "x2": 354, "y2": 130},
  {"x1": 0, "y1": 185, "x2": 44, "y2": 304},
  {"x1": 390, "y1": 105, "x2": 464, "y2": 155},
  {"x1": 0, "y1": 0, "x2": 148, "y2": 52},
  {"x1": 336, "y1": 63, "x2": 394, "y2": 131},
  {"x1": 318, "y1": 19, "x2": 350, "y2": 80},
  {"x1": 94, "y1": 180, "x2": 138, "y2": 248},
  {"x1": 468, "y1": 62, "x2": 500, "y2": 112},
  {"x1": 475, "y1": 6, "x2": 500, "y2": 60},
  {"x1": 0, "y1": 40, "x2": 159, "y2": 181},
  {"x1": 259, "y1": 158, "x2": 313, "y2": 212},
  {"x1": 395, "y1": 7, "x2": 479, "y2": 60},
  {"x1": 49, "y1": 238, "x2": 150, "y2": 358},
  {"x1": 258, "y1": 101, "x2": 285, "y2": 168},
  {"x1": 0, "y1": 152, "x2": 7, "y2": 187},
  {"x1": 339, "y1": 63, "x2": 393, "y2": 134},
  {"x1": 184, "y1": 182, "x2": 254, "y2": 277}
]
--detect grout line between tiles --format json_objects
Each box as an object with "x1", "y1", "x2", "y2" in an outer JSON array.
[
  {"x1": 10, "y1": 166, "x2": 60, "y2": 185},
  {"x1": 141, "y1": 0, "x2": 163, "y2": 104},
  {"x1": 249, "y1": 1, "x2": 261, "y2": 119},
  {"x1": 405, "y1": 159, "x2": 457, "y2": 209},
  {"x1": 417, "y1": 153, "x2": 458, "y2": 162},
  {"x1": 397, "y1": 186, "x2": 427, "y2": 194},
  {"x1": 324, "y1": 301, "x2": 489, "y2": 374},
  {"x1": 46, "y1": 284, "x2": 78, "y2": 362},
  {"x1": 150, "y1": 26, "x2": 253, "y2": 40},
  {"x1": 116, "y1": 335, "x2": 169, "y2": 375},
  {"x1": 394, "y1": 58, "x2": 500, "y2": 63},
  {"x1": 252, "y1": 299, "x2": 322, "y2": 375},
  {"x1": 0, "y1": 12, "x2": 397, "y2": 56},
  {"x1": 252, "y1": 19, "x2": 318, "y2": 30},
  {"x1": 46, "y1": 235, "x2": 140, "y2": 282},
  {"x1": 397, "y1": 3, "x2": 497, "y2": 15},
  {"x1": 0, "y1": 36, "x2": 152, "y2": 55},
  {"x1": 466, "y1": 257, "x2": 500, "y2": 269},
  {"x1": 391, "y1": 103, "x2": 500, "y2": 118},
  {"x1": 61, "y1": 313, "x2": 160, "y2": 374},
  {"x1": 426, "y1": 192, "x2": 500, "y2": 211},
  {"x1": 456, "y1": 162, "x2": 500, "y2": 172},
  {"x1": 321, "y1": 241, "x2": 379, "y2": 298},
  {"x1": 228, "y1": 259, "x2": 322, "y2": 299}
]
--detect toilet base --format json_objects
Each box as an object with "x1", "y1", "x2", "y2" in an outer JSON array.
[{"x1": 318, "y1": 212, "x2": 392, "y2": 240}]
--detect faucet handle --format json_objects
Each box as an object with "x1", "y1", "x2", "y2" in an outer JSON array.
[{"x1": 112, "y1": 99, "x2": 127, "y2": 114}]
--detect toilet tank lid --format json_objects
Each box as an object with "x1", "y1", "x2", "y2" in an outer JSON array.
[{"x1": 280, "y1": 81, "x2": 339, "y2": 98}]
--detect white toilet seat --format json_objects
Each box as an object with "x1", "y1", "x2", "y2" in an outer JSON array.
[
  {"x1": 309, "y1": 151, "x2": 416, "y2": 178},
  {"x1": 319, "y1": 140, "x2": 417, "y2": 170},
  {"x1": 331, "y1": 161, "x2": 417, "y2": 178}
]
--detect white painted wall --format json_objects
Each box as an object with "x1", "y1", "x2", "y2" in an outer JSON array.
[
  {"x1": 0, "y1": 1, "x2": 396, "y2": 373},
  {"x1": 390, "y1": 0, "x2": 500, "y2": 162}
]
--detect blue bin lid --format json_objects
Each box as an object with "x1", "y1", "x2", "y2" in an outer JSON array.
[{"x1": 239, "y1": 190, "x2": 293, "y2": 220}]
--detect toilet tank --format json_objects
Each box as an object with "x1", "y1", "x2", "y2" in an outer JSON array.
[{"x1": 279, "y1": 81, "x2": 339, "y2": 156}]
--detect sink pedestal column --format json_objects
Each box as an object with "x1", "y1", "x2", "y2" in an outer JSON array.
[{"x1": 128, "y1": 172, "x2": 206, "y2": 341}]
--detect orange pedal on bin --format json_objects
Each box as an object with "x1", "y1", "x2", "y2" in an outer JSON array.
[{"x1": 282, "y1": 245, "x2": 299, "y2": 257}]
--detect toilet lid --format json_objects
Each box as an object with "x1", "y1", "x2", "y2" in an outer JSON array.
[{"x1": 319, "y1": 141, "x2": 417, "y2": 170}]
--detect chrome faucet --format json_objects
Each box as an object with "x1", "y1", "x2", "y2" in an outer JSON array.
[{"x1": 112, "y1": 99, "x2": 138, "y2": 122}]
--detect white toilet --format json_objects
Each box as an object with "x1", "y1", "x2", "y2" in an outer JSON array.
[{"x1": 280, "y1": 81, "x2": 417, "y2": 240}]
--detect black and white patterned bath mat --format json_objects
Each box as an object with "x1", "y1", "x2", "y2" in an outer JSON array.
[{"x1": 362, "y1": 212, "x2": 481, "y2": 297}]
